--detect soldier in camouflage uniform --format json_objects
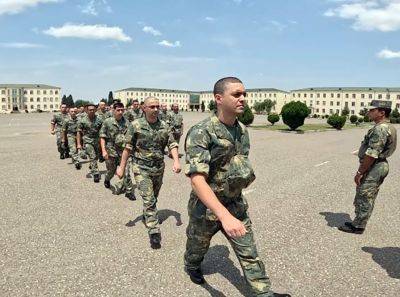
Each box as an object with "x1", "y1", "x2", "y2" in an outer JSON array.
[
  {"x1": 100, "y1": 102, "x2": 135, "y2": 200},
  {"x1": 339, "y1": 100, "x2": 397, "y2": 234},
  {"x1": 184, "y1": 77, "x2": 290, "y2": 297},
  {"x1": 116, "y1": 97, "x2": 181, "y2": 249},
  {"x1": 96, "y1": 101, "x2": 112, "y2": 121},
  {"x1": 124, "y1": 99, "x2": 143, "y2": 122},
  {"x1": 50, "y1": 103, "x2": 69, "y2": 159},
  {"x1": 76, "y1": 106, "x2": 88, "y2": 160},
  {"x1": 77, "y1": 104, "x2": 103, "y2": 183},
  {"x1": 167, "y1": 102, "x2": 184, "y2": 145},
  {"x1": 62, "y1": 107, "x2": 81, "y2": 170},
  {"x1": 158, "y1": 103, "x2": 168, "y2": 122}
]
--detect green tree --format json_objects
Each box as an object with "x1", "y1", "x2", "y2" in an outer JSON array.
[
  {"x1": 74, "y1": 100, "x2": 92, "y2": 107},
  {"x1": 267, "y1": 113, "x2": 280, "y2": 125},
  {"x1": 327, "y1": 114, "x2": 346, "y2": 130},
  {"x1": 350, "y1": 115, "x2": 358, "y2": 124},
  {"x1": 208, "y1": 100, "x2": 216, "y2": 111},
  {"x1": 253, "y1": 101, "x2": 265, "y2": 114},
  {"x1": 107, "y1": 91, "x2": 114, "y2": 106},
  {"x1": 61, "y1": 95, "x2": 67, "y2": 105},
  {"x1": 357, "y1": 117, "x2": 364, "y2": 124},
  {"x1": 252, "y1": 99, "x2": 276, "y2": 114},
  {"x1": 359, "y1": 108, "x2": 368, "y2": 116},
  {"x1": 281, "y1": 101, "x2": 310, "y2": 130},
  {"x1": 238, "y1": 104, "x2": 254, "y2": 126},
  {"x1": 201, "y1": 101, "x2": 205, "y2": 112},
  {"x1": 126, "y1": 99, "x2": 133, "y2": 108},
  {"x1": 341, "y1": 106, "x2": 350, "y2": 117},
  {"x1": 391, "y1": 108, "x2": 400, "y2": 118}
]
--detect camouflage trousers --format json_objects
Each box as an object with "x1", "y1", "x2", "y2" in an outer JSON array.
[
  {"x1": 133, "y1": 169, "x2": 164, "y2": 235},
  {"x1": 352, "y1": 160, "x2": 389, "y2": 229},
  {"x1": 56, "y1": 130, "x2": 68, "y2": 155},
  {"x1": 85, "y1": 141, "x2": 100, "y2": 175},
  {"x1": 67, "y1": 135, "x2": 79, "y2": 165},
  {"x1": 105, "y1": 156, "x2": 134, "y2": 194},
  {"x1": 184, "y1": 212, "x2": 272, "y2": 297}
]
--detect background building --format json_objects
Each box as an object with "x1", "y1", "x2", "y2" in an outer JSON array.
[{"x1": 0, "y1": 84, "x2": 61, "y2": 113}]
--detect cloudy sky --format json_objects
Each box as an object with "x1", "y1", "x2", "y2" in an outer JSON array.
[{"x1": 0, "y1": 0, "x2": 399, "y2": 100}]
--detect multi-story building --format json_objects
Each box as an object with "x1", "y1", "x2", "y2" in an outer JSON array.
[
  {"x1": 0, "y1": 84, "x2": 61, "y2": 113},
  {"x1": 290, "y1": 87, "x2": 400, "y2": 116}
]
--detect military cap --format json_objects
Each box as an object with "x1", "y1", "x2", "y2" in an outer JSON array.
[{"x1": 367, "y1": 100, "x2": 392, "y2": 110}]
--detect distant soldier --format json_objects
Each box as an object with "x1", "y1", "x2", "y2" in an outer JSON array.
[
  {"x1": 77, "y1": 104, "x2": 103, "y2": 183},
  {"x1": 184, "y1": 77, "x2": 290, "y2": 297},
  {"x1": 100, "y1": 102, "x2": 135, "y2": 200},
  {"x1": 50, "y1": 103, "x2": 69, "y2": 159},
  {"x1": 62, "y1": 107, "x2": 81, "y2": 170},
  {"x1": 96, "y1": 101, "x2": 112, "y2": 121},
  {"x1": 339, "y1": 100, "x2": 397, "y2": 234},
  {"x1": 158, "y1": 103, "x2": 168, "y2": 121},
  {"x1": 77, "y1": 106, "x2": 86, "y2": 120},
  {"x1": 167, "y1": 103, "x2": 184, "y2": 145},
  {"x1": 124, "y1": 99, "x2": 143, "y2": 122},
  {"x1": 116, "y1": 97, "x2": 181, "y2": 249}
]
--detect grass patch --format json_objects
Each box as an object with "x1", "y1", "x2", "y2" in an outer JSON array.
[{"x1": 251, "y1": 123, "x2": 370, "y2": 133}]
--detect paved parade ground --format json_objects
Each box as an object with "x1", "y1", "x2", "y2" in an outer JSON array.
[{"x1": 1, "y1": 112, "x2": 399, "y2": 297}]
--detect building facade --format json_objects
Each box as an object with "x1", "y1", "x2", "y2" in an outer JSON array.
[
  {"x1": 290, "y1": 87, "x2": 400, "y2": 116},
  {"x1": 0, "y1": 84, "x2": 61, "y2": 113}
]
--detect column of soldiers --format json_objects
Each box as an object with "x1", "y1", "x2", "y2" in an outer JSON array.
[{"x1": 50, "y1": 77, "x2": 396, "y2": 297}]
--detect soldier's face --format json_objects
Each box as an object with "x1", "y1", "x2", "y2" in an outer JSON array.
[
  {"x1": 133, "y1": 102, "x2": 139, "y2": 109},
  {"x1": 70, "y1": 108, "x2": 77, "y2": 117},
  {"x1": 144, "y1": 99, "x2": 160, "y2": 120},
  {"x1": 368, "y1": 108, "x2": 385, "y2": 121},
  {"x1": 99, "y1": 102, "x2": 106, "y2": 111},
  {"x1": 114, "y1": 107, "x2": 125, "y2": 120},
  {"x1": 161, "y1": 104, "x2": 167, "y2": 112},
  {"x1": 61, "y1": 105, "x2": 67, "y2": 113},
  {"x1": 87, "y1": 106, "x2": 96, "y2": 117},
  {"x1": 172, "y1": 104, "x2": 178, "y2": 112},
  {"x1": 216, "y1": 82, "x2": 246, "y2": 115}
]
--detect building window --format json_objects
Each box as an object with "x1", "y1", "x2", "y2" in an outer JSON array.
[
  {"x1": 352, "y1": 102, "x2": 355, "y2": 106},
  {"x1": 322, "y1": 101, "x2": 326, "y2": 106},
  {"x1": 352, "y1": 94, "x2": 356, "y2": 98},
  {"x1": 323, "y1": 93, "x2": 326, "y2": 98},
  {"x1": 361, "y1": 102, "x2": 364, "y2": 107},
  {"x1": 30, "y1": 105, "x2": 34, "y2": 109},
  {"x1": 336, "y1": 101, "x2": 340, "y2": 106},
  {"x1": 316, "y1": 101, "x2": 320, "y2": 105},
  {"x1": 386, "y1": 94, "x2": 390, "y2": 99},
  {"x1": 310, "y1": 94, "x2": 313, "y2": 98},
  {"x1": 37, "y1": 90, "x2": 41, "y2": 95},
  {"x1": 361, "y1": 94, "x2": 365, "y2": 99},
  {"x1": 330, "y1": 101, "x2": 333, "y2": 106},
  {"x1": 345, "y1": 102, "x2": 348, "y2": 107},
  {"x1": 37, "y1": 98, "x2": 40, "y2": 102},
  {"x1": 322, "y1": 108, "x2": 325, "y2": 113},
  {"x1": 331, "y1": 93, "x2": 334, "y2": 98},
  {"x1": 316, "y1": 108, "x2": 319, "y2": 113},
  {"x1": 304, "y1": 93, "x2": 307, "y2": 98},
  {"x1": 1, "y1": 90, "x2": 5, "y2": 94},
  {"x1": 337, "y1": 94, "x2": 340, "y2": 98},
  {"x1": 351, "y1": 110, "x2": 355, "y2": 115},
  {"x1": 397, "y1": 95, "x2": 400, "y2": 100},
  {"x1": 345, "y1": 94, "x2": 349, "y2": 98},
  {"x1": 330, "y1": 109, "x2": 333, "y2": 114},
  {"x1": 369, "y1": 94, "x2": 372, "y2": 99},
  {"x1": 43, "y1": 90, "x2": 47, "y2": 95},
  {"x1": 336, "y1": 109, "x2": 340, "y2": 114},
  {"x1": 317, "y1": 93, "x2": 320, "y2": 98},
  {"x1": 378, "y1": 94, "x2": 382, "y2": 99}
]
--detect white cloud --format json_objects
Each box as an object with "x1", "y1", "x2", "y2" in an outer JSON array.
[
  {"x1": 158, "y1": 40, "x2": 181, "y2": 48},
  {"x1": 43, "y1": 23, "x2": 132, "y2": 42},
  {"x1": 204, "y1": 16, "x2": 216, "y2": 22},
  {"x1": 268, "y1": 20, "x2": 287, "y2": 31},
  {"x1": 377, "y1": 48, "x2": 400, "y2": 59},
  {"x1": 79, "y1": 0, "x2": 112, "y2": 16},
  {"x1": 0, "y1": 42, "x2": 44, "y2": 48},
  {"x1": 142, "y1": 26, "x2": 161, "y2": 36},
  {"x1": 0, "y1": 0, "x2": 60, "y2": 15},
  {"x1": 325, "y1": 0, "x2": 400, "y2": 32}
]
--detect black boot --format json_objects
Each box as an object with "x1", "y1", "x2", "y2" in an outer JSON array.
[
  {"x1": 104, "y1": 179, "x2": 110, "y2": 188},
  {"x1": 338, "y1": 223, "x2": 364, "y2": 234},
  {"x1": 75, "y1": 163, "x2": 81, "y2": 170},
  {"x1": 64, "y1": 151, "x2": 70, "y2": 158},
  {"x1": 60, "y1": 152, "x2": 65, "y2": 159},
  {"x1": 125, "y1": 192, "x2": 136, "y2": 201},
  {"x1": 93, "y1": 174, "x2": 100, "y2": 183},
  {"x1": 186, "y1": 268, "x2": 205, "y2": 285},
  {"x1": 149, "y1": 233, "x2": 161, "y2": 249},
  {"x1": 272, "y1": 293, "x2": 291, "y2": 297}
]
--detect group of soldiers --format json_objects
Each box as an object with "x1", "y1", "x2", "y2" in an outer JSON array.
[{"x1": 49, "y1": 77, "x2": 397, "y2": 297}]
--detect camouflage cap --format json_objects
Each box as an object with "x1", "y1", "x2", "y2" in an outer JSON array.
[{"x1": 367, "y1": 100, "x2": 392, "y2": 110}]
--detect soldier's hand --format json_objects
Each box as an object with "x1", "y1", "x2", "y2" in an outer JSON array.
[
  {"x1": 172, "y1": 161, "x2": 181, "y2": 174},
  {"x1": 354, "y1": 173, "x2": 363, "y2": 186},
  {"x1": 77, "y1": 145, "x2": 82, "y2": 150},
  {"x1": 116, "y1": 166, "x2": 124, "y2": 179},
  {"x1": 221, "y1": 215, "x2": 247, "y2": 238},
  {"x1": 50, "y1": 130, "x2": 55, "y2": 135},
  {"x1": 102, "y1": 151, "x2": 109, "y2": 160}
]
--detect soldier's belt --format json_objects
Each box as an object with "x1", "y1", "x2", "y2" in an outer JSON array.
[{"x1": 133, "y1": 158, "x2": 164, "y2": 168}]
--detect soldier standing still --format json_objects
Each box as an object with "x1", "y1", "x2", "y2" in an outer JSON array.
[
  {"x1": 167, "y1": 102, "x2": 184, "y2": 146},
  {"x1": 77, "y1": 104, "x2": 103, "y2": 183},
  {"x1": 124, "y1": 99, "x2": 143, "y2": 122},
  {"x1": 62, "y1": 107, "x2": 81, "y2": 170},
  {"x1": 100, "y1": 102, "x2": 136, "y2": 200},
  {"x1": 50, "y1": 103, "x2": 69, "y2": 159},
  {"x1": 116, "y1": 97, "x2": 181, "y2": 249},
  {"x1": 184, "y1": 77, "x2": 290, "y2": 297},
  {"x1": 339, "y1": 100, "x2": 397, "y2": 234}
]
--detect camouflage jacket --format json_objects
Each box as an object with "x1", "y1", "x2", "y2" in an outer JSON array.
[
  {"x1": 124, "y1": 109, "x2": 143, "y2": 122},
  {"x1": 158, "y1": 111, "x2": 168, "y2": 122},
  {"x1": 62, "y1": 116, "x2": 79, "y2": 137},
  {"x1": 51, "y1": 113, "x2": 69, "y2": 131},
  {"x1": 167, "y1": 111, "x2": 184, "y2": 134},
  {"x1": 96, "y1": 110, "x2": 112, "y2": 121},
  {"x1": 99, "y1": 116, "x2": 129, "y2": 157},
  {"x1": 358, "y1": 120, "x2": 397, "y2": 162},
  {"x1": 77, "y1": 115, "x2": 103, "y2": 144},
  {"x1": 185, "y1": 115, "x2": 256, "y2": 217},
  {"x1": 125, "y1": 117, "x2": 178, "y2": 175}
]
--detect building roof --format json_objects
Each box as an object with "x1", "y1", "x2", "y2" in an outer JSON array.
[
  {"x1": 116, "y1": 87, "x2": 289, "y2": 94},
  {"x1": 291, "y1": 87, "x2": 400, "y2": 92},
  {"x1": 0, "y1": 84, "x2": 60, "y2": 89}
]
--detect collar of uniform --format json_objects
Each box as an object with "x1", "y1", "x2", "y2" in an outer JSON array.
[{"x1": 210, "y1": 115, "x2": 245, "y2": 143}]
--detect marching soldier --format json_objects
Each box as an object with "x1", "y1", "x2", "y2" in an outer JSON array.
[
  {"x1": 50, "y1": 103, "x2": 69, "y2": 159},
  {"x1": 62, "y1": 107, "x2": 81, "y2": 170}
]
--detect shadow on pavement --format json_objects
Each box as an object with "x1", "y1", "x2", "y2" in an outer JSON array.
[
  {"x1": 362, "y1": 246, "x2": 400, "y2": 279},
  {"x1": 319, "y1": 211, "x2": 351, "y2": 228},
  {"x1": 125, "y1": 209, "x2": 182, "y2": 227},
  {"x1": 201, "y1": 245, "x2": 252, "y2": 297}
]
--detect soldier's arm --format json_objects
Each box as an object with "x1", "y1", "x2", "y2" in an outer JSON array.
[
  {"x1": 50, "y1": 116, "x2": 56, "y2": 134},
  {"x1": 61, "y1": 122, "x2": 67, "y2": 143},
  {"x1": 99, "y1": 122, "x2": 108, "y2": 159},
  {"x1": 167, "y1": 127, "x2": 180, "y2": 173},
  {"x1": 77, "y1": 121, "x2": 83, "y2": 149},
  {"x1": 116, "y1": 123, "x2": 135, "y2": 178}
]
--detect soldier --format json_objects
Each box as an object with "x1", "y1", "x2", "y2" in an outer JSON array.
[
  {"x1": 124, "y1": 99, "x2": 143, "y2": 122},
  {"x1": 339, "y1": 100, "x2": 397, "y2": 234},
  {"x1": 184, "y1": 77, "x2": 290, "y2": 297},
  {"x1": 167, "y1": 102, "x2": 184, "y2": 146},
  {"x1": 116, "y1": 97, "x2": 181, "y2": 249},
  {"x1": 62, "y1": 107, "x2": 81, "y2": 170},
  {"x1": 158, "y1": 103, "x2": 168, "y2": 121},
  {"x1": 50, "y1": 103, "x2": 69, "y2": 159},
  {"x1": 76, "y1": 106, "x2": 88, "y2": 160},
  {"x1": 96, "y1": 101, "x2": 112, "y2": 121},
  {"x1": 100, "y1": 102, "x2": 135, "y2": 200},
  {"x1": 77, "y1": 103, "x2": 103, "y2": 183}
]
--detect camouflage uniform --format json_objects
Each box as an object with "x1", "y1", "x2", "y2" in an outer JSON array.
[
  {"x1": 124, "y1": 108, "x2": 143, "y2": 122},
  {"x1": 100, "y1": 116, "x2": 134, "y2": 194},
  {"x1": 167, "y1": 111, "x2": 184, "y2": 145},
  {"x1": 184, "y1": 115, "x2": 272, "y2": 297},
  {"x1": 352, "y1": 121, "x2": 397, "y2": 229},
  {"x1": 51, "y1": 112, "x2": 69, "y2": 155},
  {"x1": 96, "y1": 109, "x2": 112, "y2": 122},
  {"x1": 62, "y1": 116, "x2": 80, "y2": 165},
  {"x1": 125, "y1": 117, "x2": 178, "y2": 235},
  {"x1": 76, "y1": 112, "x2": 88, "y2": 159},
  {"x1": 158, "y1": 110, "x2": 168, "y2": 122},
  {"x1": 77, "y1": 115, "x2": 103, "y2": 175}
]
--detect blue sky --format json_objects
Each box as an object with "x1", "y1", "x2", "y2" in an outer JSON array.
[{"x1": 0, "y1": 0, "x2": 399, "y2": 100}]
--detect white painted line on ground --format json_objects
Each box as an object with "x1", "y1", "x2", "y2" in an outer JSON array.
[
  {"x1": 243, "y1": 188, "x2": 256, "y2": 195},
  {"x1": 314, "y1": 161, "x2": 330, "y2": 167}
]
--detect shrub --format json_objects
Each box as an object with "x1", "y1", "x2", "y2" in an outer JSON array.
[
  {"x1": 341, "y1": 106, "x2": 350, "y2": 117},
  {"x1": 267, "y1": 113, "x2": 280, "y2": 125},
  {"x1": 364, "y1": 115, "x2": 371, "y2": 122},
  {"x1": 281, "y1": 101, "x2": 310, "y2": 130},
  {"x1": 357, "y1": 117, "x2": 364, "y2": 124},
  {"x1": 327, "y1": 114, "x2": 346, "y2": 130},
  {"x1": 350, "y1": 115, "x2": 358, "y2": 124},
  {"x1": 238, "y1": 104, "x2": 254, "y2": 126},
  {"x1": 391, "y1": 108, "x2": 400, "y2": 118},
  {"x1": 312, "y1": 114, "x2": 318, "y2": 118},
  {"x1": 208, "y1": 100, "x2": 216, "y2": 111},
  {"x1": 389, "y1": 117, "x2": 399, "y2": 124}
]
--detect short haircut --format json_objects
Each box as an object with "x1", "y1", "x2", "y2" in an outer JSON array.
[
  {"x1": 85, "y1": 103, "x2": 96, "y2": 108},
  {"x1": 378, "y1": 108, "x2": 391, "y2": 118},
  {"x1": 213, "y1": 77, "x2": 243, "y2": 95},
  {"x1": 113, "y1": 102, "x2": 124, "y2": 109},
  {"x1": 140, "y1": 101, "x2": 144, "y2": 105},
  {"x1": 132, "y1": 99, "x2": 139, "y2": 103},
  {"x1": 144, "y1": 96, "x2": 159, "y2": 105}
]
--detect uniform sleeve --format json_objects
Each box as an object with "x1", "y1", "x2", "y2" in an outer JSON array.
[
  {"x1": 99, "y1": 120, "x2": 107, "y2": 138},
  {"x1": 184, "y1": 127, "x2": 211, "y2": 177},
  {"x1": 124, "y1": 122, "x2": 136, "y2": 150},
  {"x1": 77, "y1": 119, "x2": 83, "y2": 132},
  {"x1": 365, "y1": 126, "x2": 388, "y2": 158},
  {"x1": 167, "y1": 126, "x2": 178, "y2": 151},
  {"x1": 51, "y1": 114, "x2": 56, "y2": 124}
]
